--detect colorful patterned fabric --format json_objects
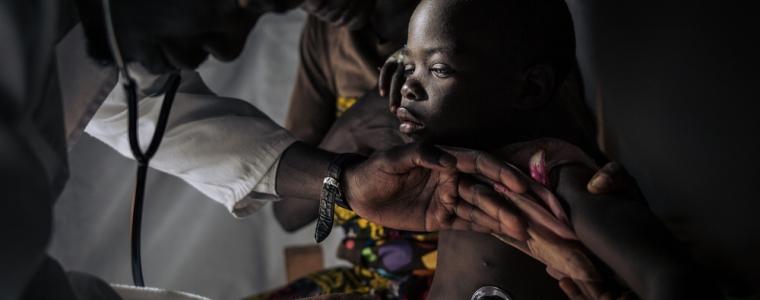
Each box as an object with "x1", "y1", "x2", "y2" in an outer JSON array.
[
  {"x1": 336, "y1": 97, "x2": 358, "y2": 117},
  {"x1": 333, "y1": 206, "x2": 438, "y2": 279},
  {"x1": 247, "y1": 202, "x2": 437, "y2": 300},
  {"x1": 246, "y1": 266, "x2": 433, "y2": 300}
]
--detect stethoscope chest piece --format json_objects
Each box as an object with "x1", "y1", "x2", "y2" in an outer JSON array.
[{"x1": 471, "y1": 285, "x2": 513, "y2": 300}]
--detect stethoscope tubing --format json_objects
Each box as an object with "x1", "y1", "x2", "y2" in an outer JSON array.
[{"x1": 102, "y1": 0, "x2": 181, "y2": 287}]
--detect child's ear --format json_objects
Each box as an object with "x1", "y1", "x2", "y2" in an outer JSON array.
[{"x1": 515, "y1": 64, "x2": 555, "y2": 110}]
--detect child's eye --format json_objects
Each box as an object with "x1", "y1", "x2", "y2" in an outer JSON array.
[
  {"x1": 403, "y1": 64, "x2": 415, "y2": 76},
  {"x1": 430, "y1": 64, "x2": 454, "y2": 78}
]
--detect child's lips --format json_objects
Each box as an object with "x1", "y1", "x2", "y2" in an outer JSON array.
[{"x1": 396, "y1": 107, "x2": 425, "y2": 134}]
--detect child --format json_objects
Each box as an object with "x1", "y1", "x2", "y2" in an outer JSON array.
[
  {"x1": 393, "y1": 0, "x2": 591, "y2": 298},
  {"x1": 389, "y1": 0, "x2": 716, "y2": 299}
]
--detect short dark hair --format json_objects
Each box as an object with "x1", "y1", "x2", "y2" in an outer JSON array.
[{"x1": 441, "y1": 0, "x2": 576, "y2": 78}]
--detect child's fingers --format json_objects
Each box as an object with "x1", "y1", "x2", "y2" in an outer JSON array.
[
  {"x1": 389, "y1": 63, "x2": 405, "y2": 113},
  {"x1": 378, "y1": 56, "x2": 398, "y2": 98}
]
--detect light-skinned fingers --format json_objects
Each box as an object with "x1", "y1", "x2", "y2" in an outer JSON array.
[
  {"x1": 458, "y1": 178, "x2": 527, "y2": 240},
  {"x1": 500, "y1": 189, "x2": 576, "y2": 240},
  {"x1": 559, "y1": 278, "x2": 586, "y2": 300},
  {"x1": 576, "y1": 280, "x2": 607, "y2": 300},
  {"x1": 545, "y1": 267, "x2": 566, "y2": 280},
  {"x1": 448, "y1": 217, "x2": 491, "y2": 233},
  {"x1": 453, "y1": 202, "x2": 501, "y2": 233},
  {"x1": 442, "y1": 147, "x2": 528, "y2": 193},
  {"x1": 527, "y1": 180, "x2": 571, "y2": 224}
]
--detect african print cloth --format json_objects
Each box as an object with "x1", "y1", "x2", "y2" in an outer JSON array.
[{"x1": 247, "y1": 206, "x2": 438, "y2": 300}]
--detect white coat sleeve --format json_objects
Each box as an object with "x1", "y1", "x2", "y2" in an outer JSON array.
[{"x1": 85, "y1": 68, "x2": 296, "y2": 217}]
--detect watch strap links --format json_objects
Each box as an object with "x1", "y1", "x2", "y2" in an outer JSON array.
[{"x1": 315, "y1": 153, "x2": 366, "y2": 243}]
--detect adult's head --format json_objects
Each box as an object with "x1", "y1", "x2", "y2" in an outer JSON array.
[
  {"x1": 396, "y1": 0, "x2": 575, "y2": 149},
  {"x1": 75, "y1": 0, "x2": 303, "y2": 74},
  {"x1": 301, "y1": 0, "x2": 419, "y2": 41}
]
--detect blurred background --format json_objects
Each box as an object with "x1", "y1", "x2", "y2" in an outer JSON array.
[{"x1": 49, "y1": 10, "x2": 346, "y2": 299}]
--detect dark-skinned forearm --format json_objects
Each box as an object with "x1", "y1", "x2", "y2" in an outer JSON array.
[
  {"x1": 275, "y1": 141, "x2": 337, "y2": 201},
  {"x1": 554, "y1": 165, "x2": 720, "y2": 300},
  {"x1": 273, "y1": 197, "x2": 319, "y2": 232}
]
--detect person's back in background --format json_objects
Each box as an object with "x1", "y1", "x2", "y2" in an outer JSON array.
[{"x1": 566, "y1": 0, "x2": 760, "y2": 297}]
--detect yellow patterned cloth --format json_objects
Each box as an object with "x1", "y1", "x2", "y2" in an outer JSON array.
[{"x1": 336, "y1": 96, "x2": 358, "y2": 117}]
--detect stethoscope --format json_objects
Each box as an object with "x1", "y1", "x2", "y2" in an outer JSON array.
[
  {"x1": 101, "y1": 0, "x2": 181, "y2": 287},
  {"x1": 100, "y1": 0, "x2": 270, "y2": 287}
]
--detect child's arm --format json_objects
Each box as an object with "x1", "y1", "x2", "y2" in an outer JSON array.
[{"x1": 554, "y1": 164, "x2": 720, "y2": 299}]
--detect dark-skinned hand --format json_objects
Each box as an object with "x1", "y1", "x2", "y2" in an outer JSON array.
[{"x1": 344, "y1": 143, "x2": 531, "y2": 240}]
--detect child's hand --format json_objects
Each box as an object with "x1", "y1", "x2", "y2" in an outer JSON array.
[
  {"x1": 319, "y1": 91, "x2": 404, "y2": 155},
  {"x1": 378, "y1": 49, "x2": 406, "y2": 113}
]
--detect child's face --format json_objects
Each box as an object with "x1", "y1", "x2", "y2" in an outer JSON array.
[{"x1": 395, "y1": 1, "x2": 526, "y2": 149}]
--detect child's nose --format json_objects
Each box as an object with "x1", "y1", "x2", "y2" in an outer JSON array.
[{"x1": 401, "y1": 79, "x2": 426, "y2": 101}]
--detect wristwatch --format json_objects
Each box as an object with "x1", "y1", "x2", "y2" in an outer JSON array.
[{"x1": 314, "y1": 153, "x2": 366, "y2": 243}]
